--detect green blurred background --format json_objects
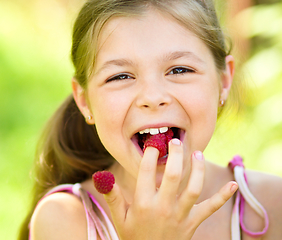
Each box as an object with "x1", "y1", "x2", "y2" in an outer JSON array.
[{"x1": 0, "y1": 0, "x2": 282, "y2": 239}]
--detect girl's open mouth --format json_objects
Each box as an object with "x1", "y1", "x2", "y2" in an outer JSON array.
[{"x1": 131, "y1": 127, "x2": 184, "y2": 164}]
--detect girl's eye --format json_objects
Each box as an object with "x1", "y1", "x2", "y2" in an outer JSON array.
[
  {"x1": 106, "y1": 74, "x2": 133, "y2": 83},
  {"x1": 167, "y1": 67, "x2": 195, "y2": 75}
]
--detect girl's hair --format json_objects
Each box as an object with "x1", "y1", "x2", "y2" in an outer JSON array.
[{"x1": 19, "y1": 0, "x2": 236, "y2": 239}]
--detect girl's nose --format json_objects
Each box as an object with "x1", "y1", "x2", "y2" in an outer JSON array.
[{"x1": 135, "y1": 80, "x2": 172, "y2": 110}]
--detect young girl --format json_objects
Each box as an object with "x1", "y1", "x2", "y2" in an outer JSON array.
[{"x1": 19, "y1": 0, "x2": 282, "y2": 239}]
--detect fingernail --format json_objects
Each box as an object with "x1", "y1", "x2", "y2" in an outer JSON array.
[
  {"x1": 230, "y1": 183, "x2": 238, "y2": 193},
  {"x1": 194, "y1": 151, "x2": 204, "y2": 160},
  {"x1": 171, "y1": 138, "x2": 181, "y2": 145}
]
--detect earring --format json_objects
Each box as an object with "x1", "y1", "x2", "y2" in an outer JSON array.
[
  {"x1": 85, "y1": 115, "x2": 93, "y2": 123},
  {"x1": 220, "y1": 100, "x2": 225, "y2": 106}
]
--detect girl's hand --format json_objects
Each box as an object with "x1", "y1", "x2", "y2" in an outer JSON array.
[{"x1": 102, "y1": 139, "x2": 238, "y2": 240}]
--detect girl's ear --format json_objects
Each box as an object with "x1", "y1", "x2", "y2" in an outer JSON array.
[
  {"x1": 220, "y1": 55, "x2": 235, "y2": 102},
  {"x1": 72, "y1": 78, "x2": 95, "y2": 125}
]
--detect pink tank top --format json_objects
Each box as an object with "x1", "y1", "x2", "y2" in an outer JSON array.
[{"x1": 29, "y1": 156, "x2": 269, "y2": 240}]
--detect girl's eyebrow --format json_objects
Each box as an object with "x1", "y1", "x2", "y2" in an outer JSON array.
[
  {"x1": 95, "y1": 51, "x2": 206, "y2": 75},
  {"x1": 95, "y1": 59, "x2": 136, "y2": 75},
  {"x1": 163, "y1": 51, "x2": 206, "y2": 66}
]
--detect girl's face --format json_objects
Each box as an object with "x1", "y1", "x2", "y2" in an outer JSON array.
[{"x1": 73, "y1": 9, "x2": 233, "y2": 188}]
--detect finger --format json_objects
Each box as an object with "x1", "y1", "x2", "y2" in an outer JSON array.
[
  {"x1": 103, "y1": 183, "x2": 127, "y2": 228},
  {"x1": 135, "y1": 147, "x2": 159, "y2": 199},
  {"x1": 190, "y1": 181, "x2": 238, "y2": 225},
  {"x1": 158, "y1": 139, "x2": 183, "y2": 203},
  {"x1": 178, "y1": 151, "x2": 205, "y2": 215}
]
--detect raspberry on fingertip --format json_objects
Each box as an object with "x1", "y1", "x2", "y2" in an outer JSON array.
[{"x1": 92, "y1": 171, "x2": 115, "y2": 194}]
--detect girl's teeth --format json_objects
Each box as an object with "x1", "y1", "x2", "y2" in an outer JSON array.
[
  {"x1": 139, "y1": 127, "x2": 169, "y2": 135},
  {"x1": 150, "y1": 128, "x2": 159, "y2": 135},
  {"x1": 159, "y1": 127, "x2": 168, "y2": 133}
]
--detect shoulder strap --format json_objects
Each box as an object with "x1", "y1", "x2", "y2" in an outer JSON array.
[
  {"x1": 30, "y1": 183, "x2": 119, "y2": 240},
  {"x1": 229, "y1": 155, "x2": 269, "y2": 240}
]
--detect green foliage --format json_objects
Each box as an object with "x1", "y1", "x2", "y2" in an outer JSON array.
[
  {"x1": 206, "y1": 2, "x2": 282, "y2": 174},
  {"x1": 244, "y1": 2, "x2": 282, "y2": 173},
  {"x1": 0, "y1": 1, "x2": 76, "y2": 239}
]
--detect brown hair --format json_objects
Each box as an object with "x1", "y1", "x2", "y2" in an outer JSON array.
[{"x1": 19, "y1": 0, "x2": 235, "y2": 239}]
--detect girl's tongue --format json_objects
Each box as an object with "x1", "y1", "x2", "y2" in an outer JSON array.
[{"x1": 142, "y1": 128, "x2": 173, "y2": 158}]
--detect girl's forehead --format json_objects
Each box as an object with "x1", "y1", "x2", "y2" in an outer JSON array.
[{"x1": 95, "y1": 9, "x2": 212, "y2": 64}]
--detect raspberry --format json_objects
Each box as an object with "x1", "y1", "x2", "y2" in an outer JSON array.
[
  {"x1": 142, "y1": 128, "x2": 175, "y2": 158},
  {"x1": 143, "y1": 133, "x2": 168, "y2": 158},
  {"x1": 92, "y1": 171, "x2": 115, "y2": 194},
  {"x1": 144, "y1": 132, "x2": 167, "y2": 142}
]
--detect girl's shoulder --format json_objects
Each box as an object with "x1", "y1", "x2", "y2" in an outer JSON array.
[
  {"x1": 246, "y1": 168, "x2": 282, "y2": 195},
  {"x1": 30, "y1": 191, "x2": 88, "y2": 240},
  {"x1": 244, "y1": 169, "x2": 282, "y2": 239},
  {"x1": 246, "y1": 169, "x2": 282, "y2": 208}
]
